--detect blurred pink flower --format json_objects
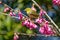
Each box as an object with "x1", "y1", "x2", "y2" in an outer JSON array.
[
  {"x1": 9, "y1": 11, "x2": 16, "y2": 16},
  {"x1": 39, "y1": 26, "x2": 44, "y2": 34},
  {"x1": 52, "y1": 0, "x2": 60, "y2": 6},
  {"x1": 4, "y1": 7, "x2": 10, "y2": 13},
  {"x1": 33, "y1": 24, "x2": 37, "y2": 28},
  {"x1": 36, "y1": 18, "x2": 46, "y2": 24},
  {"x1": 22, "y1": 19, "x2": 28, "y2": 26},
  {"x1": 0, "y1": 1, "x2": 2, "y2": 4},
  {"x1": 18, "y1": 11, "x2": 23, "y2": 20},
  {"x1": 39, "y1": 10, "x2": 45, "y2": 17},
  {"x1": 31, "y1": 4, "x2": 36, "y2": 11},
  {"x1": 13, "y1": 33, "x2": 19, "y2": 40},
  {"x1": 22, "y1": 20, "x2": 37, "y2": 30},
  {"x1": 29, "y1": 22, "x2": 37, "y2": 30},
  {"x1": 39, "y1": 23, "x2": 54, "y2": 35}
]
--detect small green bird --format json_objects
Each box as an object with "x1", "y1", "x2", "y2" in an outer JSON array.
[{"x1": 24, "y1": 4, "x2": 39, "y2": 20}]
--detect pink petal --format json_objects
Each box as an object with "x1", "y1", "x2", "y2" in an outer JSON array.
[
  {"x1": 39, "y1": 27, "x2": 44, "y2": 34},
  {"x1": 31, "y1": 5, "x2": 36, "y2": 11},
  {"x1": 6, "y1": 7, "x2": 10, "y2": 11},
  {"x1": 4, "y1": 9, "x2": 7, "y2": 12},
  {"x1": 34, "y1": 24, "x2": 37, "y2": 28}
]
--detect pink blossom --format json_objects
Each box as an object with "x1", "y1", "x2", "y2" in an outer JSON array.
[
  {"x1": 33, "y1": 24, "x2": 37, "y2": 28},
  {"x1": 22, "y1": 20, "x2": 37, "y2": 30},
  {"x1": 52, "y1": 0, "x2": 60, "y2": 6},
  {"x1": 4, "y1": 7, "x2": 10, "y2": 13},
  {"x1": 22, "y1": 19, "x2": 28, "y2": 26},
  {"x1": 4, "y1": 8, "x2": 7, "y2": 13},
  {"x1": 31, "y1": 4, "x2": 36, "y2": 11},
  {"x1": 36, "y1": 18, "x2": 46, "y2": 24},
  {"x1": 26, "y1": 21, "x2": 30, "y2": 27},
  {"x1": 29, "y1": 22, "x2": 34, "y2": 29},
  {"x1": 36, "y1": 18, "x2": 39, "y2": 22},
  {"x1": 6, "y1": 7, "x2": 10, "y2": 11},
  {"x1": 9, "y1": 11, "x2": 16, "y2": 16},
  {"x1": 0, "y1": 1, "x2": 2, "y2": 4},
  {"x1": 9, "y1": 11, "x2": 13, "y2": 16},
  {"x1": 39, "y1": 10, "x2": 45, "y2": 17},
  {"x1": 36, "y1": 18, "x2": 41, "y2": 24},
  {"x1": 36, "y1": 18, "x2": 40, "y2": 24},
  {"x1": 29, "y1": 21, "x2": 37, "y2": 29},
  {"x1": 39, "y1": 26, "x2": 44, "y2": 34},
  {"x1": 39, "y1": 18, "x2": 43, "y2": 23},
  {"x1": 22, "y1": 21, "x2": 25, "y2": 26},
  {"x1": 39, "y1": 23, "x2": 54, "y2": 35},
  {"x1": 45, "y1": 21, "x2": 49, "y2": 24},
  {"x1": 13, "y1": 33, "x2": 19, "y2": 40},
  {"x1": 18, "y1": 11, "x2": 23, "y2": 20}
]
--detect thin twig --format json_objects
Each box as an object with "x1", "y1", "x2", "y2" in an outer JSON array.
[
  {"x1": 17, "y1": 32, "x2": 58, "y2": 37},
  {"x1": 0, "y1": 12, "x2": 19, "y2": 19}
]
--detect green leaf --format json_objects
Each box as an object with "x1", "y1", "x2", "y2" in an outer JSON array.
[
  {"x1": 18, "y1": 3, "x2": 24, "y2": 9},
  {"x1": 4, "y1": 35, "x2": 9, "y2": 40},
  {"x1": 20, "y1": 26, "x2": 27, "y2": 33},
  {"x1": 0, "y1": 35, "x2": 3, "y2": 40},
  {"x1": 14, "y1": 23, "x2": 22, "y2": 32},
  {"x1": 4, "y1": 16, "x2": 12, "y2": 31},
  {"x1": 7, "y1": 31, "x2": 14, "y2": 37},
  {"x1": 0, "y1": 6, "x2": 4, "y2": 12},
  {"x1": 0, "y1": 21, "x2": 2, "y2": 28},
  {"x1": 18, "y1": 0, "x2": 23, "y2": 3},
  {"x1": 0, "y1": 14, "x2": 6, "y2": 21},
  {"x1": 26, "y1": 29, "x2": 34, "y2": 34}
]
